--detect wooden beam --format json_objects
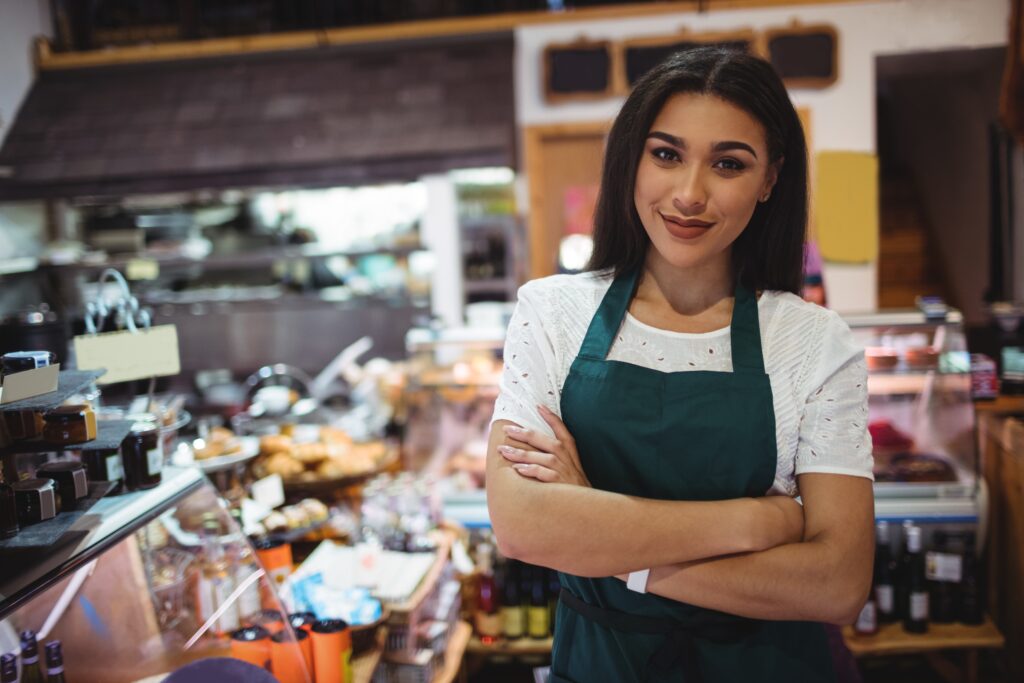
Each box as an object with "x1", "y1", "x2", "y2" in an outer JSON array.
[{"x1": 36, "y1": 0, "x2": 866, "y2": 70}]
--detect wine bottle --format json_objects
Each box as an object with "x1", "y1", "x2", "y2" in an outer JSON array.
[
  {"x1": 474, "y1": 543, "x2": 502, "y2": 641},
  {"x1": 527, "y1": 566, "x2": 550, "y2": 639},
  {"x1": 0, "y1": 653, "x2": 17, "y2": 683},
  {"x1": 874, "y1": 521, "x2": 896, "y2": 623},
  {"x1": 903, "y1": 526, "x2": 929, "y2": 633},
  {"x1": 547, "y1": 568, "x2": 561, "y2": 633},
  {"x1": 19, "y1": 631, "x2": 44, "y2": 683},
  {"x1": 895, "y1": 520, "x2": 914, "y2": 620},
  {"x1": 958, "y1": 534, "x2": 984, "y2": 625},
  {"x1": 501, "y1": 560, "x2": 526, "y2": 640},
  {"x1": 44, "y1": 641, "x2": 67, "y2": 683},
  {"x1": 925, "y1": 530, "x2": 960, "y2": 623}
]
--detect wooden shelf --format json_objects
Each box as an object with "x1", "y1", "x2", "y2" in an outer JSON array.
[
  {"x1": 466, "y1": 633, "x2": 553, "y2": 656},
  {"x1": 842, "y1": 618, "x2": 1004, "y2": 657},
  {"x1": 352, "y1": 628, "x2": 388, "y2": 683},
  {"x1": 974, "y1": 394, "x2": 1024, "y2": 415}
]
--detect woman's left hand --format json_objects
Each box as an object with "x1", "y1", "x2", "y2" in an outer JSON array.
[{"x1": 499, "y1": 405, "x2": 591, "y2": 487}]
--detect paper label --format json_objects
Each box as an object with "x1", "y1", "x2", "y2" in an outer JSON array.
[
  {"x1": 926, "y1": 552, "x2": 963, "y2": 583},
  {"x1": 147, "y1": 447, "x2": 163, "y2": 476},
  {"x1": 251, "y1": 474, "x2": 285, "y2": 510},
  {"x1": 126, "y1": 258, "x2": 160, "y2": 281},
  {"x1": 875, "y1": 585, "x2": 894, "y2": 614},
  {"x1": 74, "y1": 325, "x2": 180, "y2": 384},
  {"x1": 855, "y1": 601, "x2": 877, "y2": 632},
  {"x1": 0, "y1": 364, "x2": 60, "y2": 404},
  {"x1": 106, "y1": 454, "x2": 124, "y2": 481},
  {"x1": 910, "y1": 592, "x2": 929, "y2": 620}
]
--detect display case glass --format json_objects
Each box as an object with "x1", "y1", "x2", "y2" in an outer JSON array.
[
  {"x1": 0, "y1": 475, "x2": 312, "y2": 682},
  {"x1": 843, "y1": 310, "x2": 980, "y2": 525}
]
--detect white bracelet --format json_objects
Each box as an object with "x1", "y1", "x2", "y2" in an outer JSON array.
[{"x1": 626, "y1": 569, "x2": 650, "y2": 594}]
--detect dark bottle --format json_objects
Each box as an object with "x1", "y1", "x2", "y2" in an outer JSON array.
[
  {"x1": 0, "y1": 653, "x2": 16, "y2": 683},
  {"x1": 926, "y1": 531, "x2": 960, "y2": 623},
  {"x1": 959, "y1": 534, "x2": 985, "y2": 625},
  {"x1": 501, "y1": 560, "x2": 526, "y2": 640},
  {"x1": 895, "y1": 520, "x2": 915, "y2": 620},
  {"x1": 874, "y1": 521, "x2": 896, "y2": 623},
  {"x1": 547, "y1": 568, "x2": 561, "y2": 633},
  {"x1": 527, "y1": 566, "x2": 550, "y2": 639},
  {"x1": 903, "y1": 526, "x2": 929, "y2": 633},
  {"x1": 0, "y1": 475, "x2": 18, "y2": 539},
  {"x1": 19, "y1": 630, "x2": 44, "y2": 683},
  {"x1": 44, "y1": 640, "x2": 67, "y2": 683}
]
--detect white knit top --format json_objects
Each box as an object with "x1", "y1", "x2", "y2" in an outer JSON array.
[{"x1": 491, "y1": 272, "x2": 873, "y2": 497}]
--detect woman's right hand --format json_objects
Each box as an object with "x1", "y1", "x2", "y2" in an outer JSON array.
[{"x1": 754, "y1": 496, "x2": 806, "y2": 549}]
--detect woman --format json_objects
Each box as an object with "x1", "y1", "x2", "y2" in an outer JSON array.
[{"x1": 486, "y1": 47, "x2": 874, "y2": 682}]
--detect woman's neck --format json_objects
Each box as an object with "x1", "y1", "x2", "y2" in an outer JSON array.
[{"x1": 636, "y1": 250, "x2": 734, "y2": 318}]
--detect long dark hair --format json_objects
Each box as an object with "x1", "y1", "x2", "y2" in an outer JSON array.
[{"x1": 586, "y1": 46, "x2": 808, "y2": 294}]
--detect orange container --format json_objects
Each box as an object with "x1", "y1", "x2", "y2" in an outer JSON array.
[
  {"x1": 271, "y1": 629, "x2": 312, "y2": 683},
  {"x1": 288, "y1": 612, "x2": 317, "y2": 634},
  {"x1": 252, "y1": 609, "x2": 285, "y2": 634},
  {"x1": 310, "y1": 619, "x2": 352, "y2": 683},
  {"x1": 229, "y1": 626, "x2": 271, "y2": 670},
  {"x1": 254, "y1": 539, "x2": 293, "y2": 587}
]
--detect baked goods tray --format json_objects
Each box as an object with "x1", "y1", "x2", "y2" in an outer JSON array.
[
  {"x1": 0, "y1": 480, "x2": 117, "y2": 550},
  {"x1": 279, "y1": 447, "x2": 400, "y2": 496},
  {"x1": 0, "y1": 420, "x2": 134, "y2": 456},
  {"x1": 0, "y1": 369, "x2": 104, "y2": 413}
]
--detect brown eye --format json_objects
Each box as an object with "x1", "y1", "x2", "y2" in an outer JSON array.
[
  {"x1": 714, "y1": 157, "x2": 746, "y2": 172},
  {"x1": 652, "y1": 147, "x2": 680, "y2": 163}
]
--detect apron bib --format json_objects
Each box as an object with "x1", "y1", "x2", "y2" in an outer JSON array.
[{"x1": 550, "y1": 270, "x2": 835, "y2": 683}]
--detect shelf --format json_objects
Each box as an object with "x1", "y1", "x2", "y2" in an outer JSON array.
[
  {"x1": 42, "y1": 243, "x2": 426, "y2": 274},
  {"x1": 874, "y1": 494, "x2": 979, "y2": 524},
  {"x1": 0, "y1": 419, "x2": 134, "y2": 456},
  {"x1": 466, "y1": 633, "x2": 553, "y2": 656},
  {"x1": 842, "y1": 617, "x2": 1004, "y2": 656},
  {"x1": 868, "y1": 372, "x2": 970, "y2": 396},
  {"x1": 0, "y1": 465, "x2": 204, "y2": 619},
  {"x1": 974, "y1": 394, "x2": 1024, "y2": 414},
  {"x1": 0, "y1": 369, "x2": 104, "y2": 413},
  {"x1": 464, "y1": 278, "x2": 514, "y2": 295},
  {"x1": 0, "y1": 480, "x2": 116, "y2": 550}
]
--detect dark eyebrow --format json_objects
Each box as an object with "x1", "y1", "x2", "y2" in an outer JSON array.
[{"x1": 647, "y1": 132, "x2": 759, "y2": 159}]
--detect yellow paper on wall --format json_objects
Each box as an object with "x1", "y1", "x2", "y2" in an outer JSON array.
[{"x1": 813, "y1": 151, "x2": 879, "y2": 263}]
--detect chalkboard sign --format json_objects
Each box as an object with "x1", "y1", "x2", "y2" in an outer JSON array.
[
  {"x1": 544, "y1": 41, "x2": 614, "y2": 104},
  {"x1": 622, "y1": 31, "x2": 755, "y2": 87},
  {"x1": 765, "y1": 24, "x2": 838, "y2": 88}
]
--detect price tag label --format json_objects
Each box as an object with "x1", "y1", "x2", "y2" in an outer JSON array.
[
  {"x1": 126, "y1": 258, "x2": 160, "y2": 281},
  {"x1": 926, "y1": 551, "x2": 963, "y2": 583},
  {"x1": 251, "y1": 474, "x2": 285, "y2": 510},
  {"x1": 74, "y1": 325, "x2": 180, "y2": 384},
  {"x1": 0, "y1": 364, "x2": 59, "y2": 404}
]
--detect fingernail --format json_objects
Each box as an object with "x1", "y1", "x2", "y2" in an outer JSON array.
[
  {"x1": 498, "y1": 445, "x2": 517, "y2": 455},
  {"x1": 513, "y1": 464, "x2": 530, "y2": 472},
  {"x1": 504, "y1": 425, "x2": 525, "y2": 436},
  {"x1": 537, "y1": 404, "x2": 549, "y2": 414}
]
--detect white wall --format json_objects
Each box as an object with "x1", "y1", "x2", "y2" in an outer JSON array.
[
  {"x1": 0, "y1": 0, "x2": 51, "y2": 147},
  {"x1": 514, "y1": 0, "x2": 1009, "y2": 312}
]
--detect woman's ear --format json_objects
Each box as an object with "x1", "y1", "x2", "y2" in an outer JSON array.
[{"x1": 760, "y1": 156, "x2": 784, "y2": 203}]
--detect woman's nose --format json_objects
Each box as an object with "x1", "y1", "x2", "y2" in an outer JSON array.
[{"x1": 673, "y1": 168, "x2": 708, "y2": 215}]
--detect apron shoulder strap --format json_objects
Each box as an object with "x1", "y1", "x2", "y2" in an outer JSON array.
[
  {"x1": 578, "y1": 270, "x2": 638, "y2": 361},
  {"x1": 730, "y1": 283, "x2": 766, "y2": 373}
]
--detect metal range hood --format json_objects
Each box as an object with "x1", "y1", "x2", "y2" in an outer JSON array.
[{"x1": 0, "y1": 33, "x2": 515, "y2": 200}]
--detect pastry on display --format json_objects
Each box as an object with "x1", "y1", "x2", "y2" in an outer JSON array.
[
  {"x1": 865, "y1": 346, "x2": 899, "y2": 371},
  {"x1": 193, "y1": 426, "x2": 244, "y2": 460},
  {"x1": 874, "y1": 452, "x2": 956, "y2": 483},
  {"x1": 251, "y1": 425, "x2": 393, "y2": 483},
  {"x1": 904, "y1": 346, "x2": 940, "y2": 369}
]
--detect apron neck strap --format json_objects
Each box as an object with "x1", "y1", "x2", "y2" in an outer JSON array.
[{"x1": 577, "y1": 269, "x2": 766, "y2": 373}]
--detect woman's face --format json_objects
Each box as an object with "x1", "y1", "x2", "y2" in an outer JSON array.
[{"x1": 633, "y1": 92, "x2": 779, "y2": 273}]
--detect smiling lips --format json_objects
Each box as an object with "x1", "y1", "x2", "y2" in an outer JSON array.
[{"x1": 660, "y1": 213, "x2": 715, "y2": 240}]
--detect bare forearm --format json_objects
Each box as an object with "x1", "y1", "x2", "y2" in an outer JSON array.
[
  {"x1": 644, "y1": 536, "x2": 871, "y2": 624},
  {"x1": 489, "y1": 466, "x2": 767, "y2": 576}
]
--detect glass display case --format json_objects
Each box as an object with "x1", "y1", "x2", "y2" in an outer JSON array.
[
  {"x1": 842, "y1": 309, "x2": 984, "y2": 533},
  {"x1": 0, "y1": 469, "x2": 313, "y2": 682}
]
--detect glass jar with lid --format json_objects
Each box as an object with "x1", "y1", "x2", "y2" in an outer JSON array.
[{"x1": 121, "y1": 415, "x2": 163, "y2": 491}]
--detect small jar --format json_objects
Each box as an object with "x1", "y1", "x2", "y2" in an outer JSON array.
[
  {"x1": 121, "y1": 418, "x2": 163, "y2": 491},
  {"x1": 42, "y1": 405, "x2": 97, "y2": 444},
  {"x1": 3, "y1": 411, "x2": 44, "y2": 441},
  {"x1": 1, "y1": 350, "x2": 55, "y2": 375},
  {"x1": 36, "y1": 461, "x2": 89, "y2": 510},
  {"x1": 80, "y1": 446, "x2": 124, "y2": 494},
  {"x1": 12, "y1": 478, "x2": 60, "y2": 525}
]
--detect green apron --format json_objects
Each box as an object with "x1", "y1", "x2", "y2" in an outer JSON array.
[{"x1": 550, "y1": 269, "x2": 836, "y2": 683}]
